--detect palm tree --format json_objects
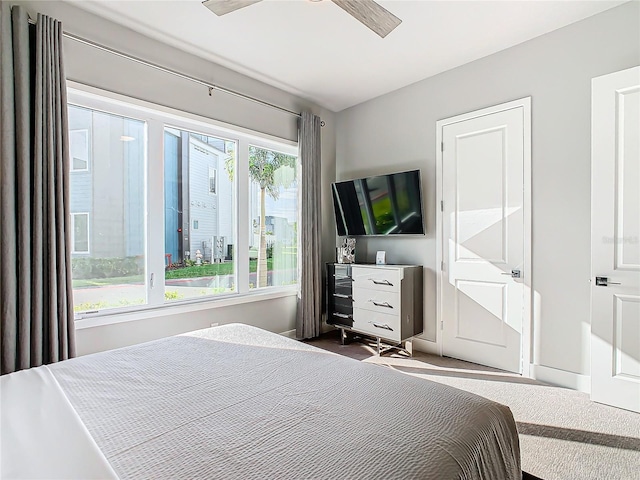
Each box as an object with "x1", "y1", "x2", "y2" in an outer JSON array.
[{"x1": 226, "y1": 146, "x2": 296, "y2": 287}]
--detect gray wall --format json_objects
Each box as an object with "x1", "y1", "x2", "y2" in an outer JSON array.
[
  {"x1": 75, "y1": 295, "x2": 298, "y2": 356},
  {"x1": 15, "y1": 0, "x2": 337, "y2": 355},
  {"x1": 335, "y1": 2, "x2": 640, "y2": 382}
]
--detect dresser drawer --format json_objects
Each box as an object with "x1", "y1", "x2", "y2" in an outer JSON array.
[
  {"x1": 352, "y1": 308, "x2": 401, "y2": 342},
  {"x1": 352, "y1": 287, "x2": 400, "y2": 315},
  {"x1": 352, "y1": 266, "x2": 401, "y2": 292},
  {"x1": 331, "y1": 293, "x2": 353, "y2": 313},
  {"x1": 332, "y1": 274, "x2": 353, "y2": 296},
  {"x1": 328, "y1": 311, "x2": 353, "y2": 328},
  {"x1": 333, "y1": 264, "x2": 352, "y2": 278}
]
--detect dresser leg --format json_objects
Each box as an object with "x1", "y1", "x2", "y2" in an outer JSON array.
[{"x1": 376, "y1": 338, "x2": 413, "y2": 357}]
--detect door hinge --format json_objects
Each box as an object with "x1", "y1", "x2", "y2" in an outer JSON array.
[
  {"x1": 441, "y1": 141, "x2": 444, "y2": 152},
  {"x1": 440, "y1": 200, "x2": 443, "y2": 212},
  {"x1": 441, "y1": 260, "x2": 445, "y2": 271}
]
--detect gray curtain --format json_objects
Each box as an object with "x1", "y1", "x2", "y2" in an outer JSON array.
[
  {"x1": 1, "y1": 5, "x2": 75, "y2": 375},
  {"x1": 296, "y1": 111, "x2": 322, "y2": 339}
]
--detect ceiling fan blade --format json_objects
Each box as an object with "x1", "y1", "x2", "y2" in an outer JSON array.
[
  {"x1": 202, "y1": 0, "x2": 263, "y2": 16},
  {"x1": 331, "y1": 0, "x2": 401, "y2": 38}
]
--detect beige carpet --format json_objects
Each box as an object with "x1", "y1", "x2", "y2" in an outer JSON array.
[{"x1": 305, "y1": 331, "x2": 640, "y2": 480}]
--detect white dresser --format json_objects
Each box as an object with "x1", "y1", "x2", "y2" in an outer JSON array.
[{"x1": 327, "y1": 263, "x2": 423, "y2": 350}]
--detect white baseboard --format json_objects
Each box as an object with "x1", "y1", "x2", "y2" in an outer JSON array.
[
  {"x1": 411, "y1": 337, "x2": 440, "y2": 355},
  {"x1": 279, "y1": 329, "x2": 297, "y2": 339},
  {"x1": 531, "y1": 364, "x2": 590, "y2": 393}
]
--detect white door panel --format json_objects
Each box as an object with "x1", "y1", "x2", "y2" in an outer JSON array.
[
  {"x1": 591, "y1": 66, "x2": 640, "y2": 413},
  {"x1": 441, "y1": 104, "x2": 527, "y2": 373}
]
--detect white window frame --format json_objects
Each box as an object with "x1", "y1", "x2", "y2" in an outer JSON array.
[
  {"x1": 67, "y1": 83, "x2": 299, "y2": 325},
  {"x1": 71, "y1": 212, "x2": 90, "y2": 254},
  {"x1": 69, "y1": 128, "x2": 90, "y2": 172}
]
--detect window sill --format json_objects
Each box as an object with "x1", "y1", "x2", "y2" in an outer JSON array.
[{"x1": 74, "y1": 287, "x2": 298, "y2": 330}]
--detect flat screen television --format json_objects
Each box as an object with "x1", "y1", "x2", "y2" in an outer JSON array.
[{"x1": 332, "y1": 169, "x2": 425, "y2": 236}]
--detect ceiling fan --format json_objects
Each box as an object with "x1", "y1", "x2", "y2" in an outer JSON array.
[{"x1": 202, "y1": 0, "x2": 402, "y2": 38}]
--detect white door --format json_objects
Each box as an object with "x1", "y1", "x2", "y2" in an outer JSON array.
[
  {"x1": 591, "y1": 66, "x2": 640, "y2": 413},
  {"x1": 439, "y1": 99, "x2": 530, "y2": 373}
]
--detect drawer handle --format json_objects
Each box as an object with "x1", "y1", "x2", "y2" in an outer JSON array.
[
  {"x1": 369, "y1": 278, "x2": 393, "y2": 286},
  {"x1": 369, "y1": 300, "x2": 393, "y2": 308},
  {"x1": 371, "y1": 322, "x2": 394, "y2": 331},
  {"x1": 333, "y1": 312, "x2": 352, "y2": 319},
  {"x1": 334, "y1": 275, "x2": 353, "y2": 281},
  {"x1": 333, "y1": 293, "x2": 352, "y2": 299}
]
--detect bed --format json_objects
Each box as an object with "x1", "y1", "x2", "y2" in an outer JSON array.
[{"x1": 1, "y1": 323, "x2": 521, "y2": 479}]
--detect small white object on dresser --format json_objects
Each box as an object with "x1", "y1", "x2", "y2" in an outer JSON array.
[{"x1": 350, "y1": 264, "x2": 423, "y2": 347}]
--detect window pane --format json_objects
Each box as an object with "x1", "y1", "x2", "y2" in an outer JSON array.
[
  {"x1": 69, "y1": 105, "x2": 146, "y2": 314},
  {"x1": 164, "y1": 128, "x2": 236, "y2": 301},
  {"x1": 248, "y1": 145, "x2": 298, "y2": 289}
]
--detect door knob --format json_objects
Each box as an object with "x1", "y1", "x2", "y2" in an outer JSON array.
[
  {"x1": 501, "y1": 269, "x2": 521, "y2": 278},
  {"x1": 595, "y1": 276, "x2": 621, "y2": 286}
]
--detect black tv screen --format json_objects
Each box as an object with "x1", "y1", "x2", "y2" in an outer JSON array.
[{"x1": 332, "y1": 169, "x2": 425, "y2": 236}]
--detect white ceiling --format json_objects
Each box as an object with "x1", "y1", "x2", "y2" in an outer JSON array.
[{"x1": 68, "y1": 0, "x2": 626, "y2": 112}]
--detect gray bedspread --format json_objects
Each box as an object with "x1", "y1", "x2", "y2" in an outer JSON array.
[{"x1": 49, "y1": 324, "x2": 520, "y2": 479}]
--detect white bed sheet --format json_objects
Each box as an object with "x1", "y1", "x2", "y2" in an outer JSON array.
[{"x1": 0, "y1": 365, "x2": 117, "y2": 480}]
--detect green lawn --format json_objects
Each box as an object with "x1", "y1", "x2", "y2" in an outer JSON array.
[
  {"x1": 165, "y1": 259, "x2": 273, "y2": 279},
  {"x1": 73, "y1": 259, "x2": 278, "y2": 288}
]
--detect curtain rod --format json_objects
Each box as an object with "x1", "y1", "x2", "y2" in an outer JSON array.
[{"x1": 27, "y1": 18, "x2": 303, "y2": 119}]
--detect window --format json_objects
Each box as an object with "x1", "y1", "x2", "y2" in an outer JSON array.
[
  {"x1": 69, "y1": 129, "x2": 89, "y2": 171},
  {"x1": 68, "y1": 103, "x2": 146, "y2": 314},
  {"x1": 164, "y1": 127, "x2": 236, "y2": 302},
  {"x1": 248, "y1": 146, "x2": 298, "y2": 289},
  {"x1": 68, "y1": 88, "x2": 298, "y2": 319},
  {"x1": 71, "y1": 213, "x2": 90, "y2": 254}
]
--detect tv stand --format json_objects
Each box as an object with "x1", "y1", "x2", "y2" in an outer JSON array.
[{"x1": 326, "y1": 263, "x2": 423, "y2": 355}]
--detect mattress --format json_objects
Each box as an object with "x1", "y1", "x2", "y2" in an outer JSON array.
[{"x1": 1, "y1": 323, "x2": 521, "y2": 479}]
